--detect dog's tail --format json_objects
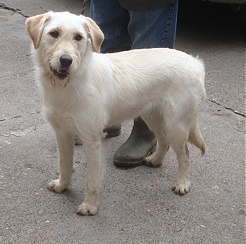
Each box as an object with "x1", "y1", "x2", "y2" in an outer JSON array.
[{"x1": 188, "y1": 121, "x2": 205, "y2": 156}]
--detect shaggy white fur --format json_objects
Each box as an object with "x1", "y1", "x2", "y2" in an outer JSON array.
[{"x1": 26, "y1": 11, "x2": 206, "y2": 216}]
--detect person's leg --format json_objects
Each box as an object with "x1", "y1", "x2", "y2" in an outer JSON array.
[
  {"x1": 128, "y1": 0, "x2": 178, "y2": 49},
  {"x1": 90, "y1": 0, "x2": 131, "y2": 53},
  {"x1": 113, "y1": 0, "x2": 178, "y2": 168}
]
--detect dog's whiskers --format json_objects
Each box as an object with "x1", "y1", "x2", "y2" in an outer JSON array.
[
  {"x1": 63, "y1": 77, "x2": 70, "y2": 88},
  {"x1": 50, "y1": 74, "x2": 56, "y2": 87}
]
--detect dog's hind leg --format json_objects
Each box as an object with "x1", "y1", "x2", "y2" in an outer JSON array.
[
  {"x1": 47, "y1": 128, "x2": 74, "y2": 193},
  {"x1": 167, "y1": 125, "x2": 191, "y2": 195},
  {"x1": 77, "y1": 138, "x2": 103, "y2": 216},
  {"x1": 142, "y1": 112, "x2": 170, "y2": 168},
  {"x1": 188, "y1": 120, "x2": 205, "y2": 156}
]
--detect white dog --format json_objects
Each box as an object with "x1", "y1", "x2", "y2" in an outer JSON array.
[{"x1": 26, "y1": 11, "x2": 206, "y2": 216}]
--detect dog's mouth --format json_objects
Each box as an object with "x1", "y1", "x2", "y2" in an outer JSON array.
[{"x1": 49, "y1": 65, "x2": 69, "y2": 80}]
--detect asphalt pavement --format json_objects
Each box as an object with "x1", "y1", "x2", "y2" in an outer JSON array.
[{"x1": 0, "y1": 1, "x2": 245, "y2": 243}]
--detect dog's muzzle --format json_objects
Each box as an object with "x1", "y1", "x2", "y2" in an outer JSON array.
[{"x1": 50, "y1": 54, "x2": 73, "y2": 80}]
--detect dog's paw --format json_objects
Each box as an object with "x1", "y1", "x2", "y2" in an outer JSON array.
[
  {"x1": 143, "y1": 157, "x2": 162, "y2": 168},
  {"x1": 172, "y1": 180, "x2": 191, "y2": 195},
  {"x1": 77, "y1": 202, "x2": 98, "y2": 216},
  {"x1": 47, "y1": 179, "x2": 68, "y2": 193}
]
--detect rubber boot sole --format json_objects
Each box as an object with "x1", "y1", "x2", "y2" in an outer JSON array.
[{"x1": 113, "y1": 144, "x2": 157, "y2": 168}]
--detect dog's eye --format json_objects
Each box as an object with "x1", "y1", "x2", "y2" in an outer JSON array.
[
  {"x1": 74, "y1": 34, "x2": 83, "y2": 41},
  {"x1": 49, "y1": 31, "x2": 59, "y2": 38}
]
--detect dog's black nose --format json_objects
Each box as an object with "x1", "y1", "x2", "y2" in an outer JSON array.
[{"x1": 60, "y1": 54, "x2": 73, "y2": 68}]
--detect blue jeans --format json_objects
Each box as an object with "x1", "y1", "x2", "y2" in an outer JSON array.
[{"x1": 90, "y1": 0, "x2": 178, "y2": 53}]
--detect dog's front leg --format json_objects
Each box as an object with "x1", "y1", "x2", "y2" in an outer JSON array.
[
  {"x1": 48, "y1": 128, "x2": 74, "y2": 193},
  {"x1": 77, "y1": 139, "x2": 103, "y2": 216}
]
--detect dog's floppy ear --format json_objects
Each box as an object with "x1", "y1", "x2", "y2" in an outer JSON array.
[
  {"x1": 84, "y1": 17, "x2": 104, "y2": 52},
  {"x1": 26, "y1": 13, "x2": 51, "y2": 49}
]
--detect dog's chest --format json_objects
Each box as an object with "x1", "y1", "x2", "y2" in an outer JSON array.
[
  {"x1": 44, "y1": 93, "x2": 80, "y2": 134},
  {"x1": 47, "y1": 107, "x2": 77, "y2": 132}
]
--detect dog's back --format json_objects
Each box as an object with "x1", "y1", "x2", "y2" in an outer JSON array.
[{"x1": 90, "y1": 48, "x2": 206, "y2": 127}]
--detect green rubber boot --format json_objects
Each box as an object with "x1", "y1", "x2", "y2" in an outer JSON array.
[{"x1": 113, "y1": 117, "x2": 157, "y2": 168}]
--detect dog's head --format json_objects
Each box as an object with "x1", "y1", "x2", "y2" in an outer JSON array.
[{"x1": 26, "y1": 11, "x2": 104, "y2": 85}]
